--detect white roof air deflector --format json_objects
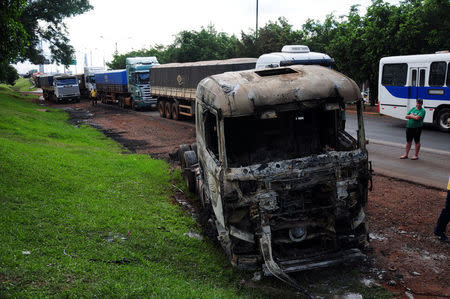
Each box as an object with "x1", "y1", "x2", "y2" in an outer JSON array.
[{"x1": 281, "y1": 45, "x2": 310, "y2": 53}]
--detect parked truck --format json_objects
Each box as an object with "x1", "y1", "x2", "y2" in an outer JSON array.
[
  {"x1": 178, "y1": 64, "x2": 372, "y2": 291},
  {"x1": 38, "y1": 74, "x2": 81, "y2": 102},
  {"x1": 84, "y1": 66, "x2": 106, "y2": 97},
  {"x1": 150, "y1": 58, "x2": 257, "y2": 120},
  {"x1": 95, "y1": 57, "x2": 159, "y2": 109}
]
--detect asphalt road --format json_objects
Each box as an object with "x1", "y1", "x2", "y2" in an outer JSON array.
[{"x1": 347, "y1": 112, "x2": 450, "y2": 189}]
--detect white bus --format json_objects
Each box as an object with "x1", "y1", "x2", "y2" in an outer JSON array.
[
  {"x1": 378, "y1": 52, "x2": 450, "y2": 132},
  {"x1": 256, "y1": 45, "x2": 334, "y2": 69}
]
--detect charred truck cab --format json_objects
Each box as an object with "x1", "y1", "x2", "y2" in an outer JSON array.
[{"x1": 180, "y1": 64, "x2": 372, "y2": 282}]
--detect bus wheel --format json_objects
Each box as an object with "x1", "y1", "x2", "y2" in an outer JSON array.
[
  {"x1": 437, "y1": 108, "x2": 450, "y2": 132},
  {"x1": 172, "y1": 102, "x2": 179, "y2": 120},
  {"x1": 158, "y1": 101, "x2": 165, "y2": 117},
  {"x1": 165, "y1": 102, "x2": 172, "y2": 119}
]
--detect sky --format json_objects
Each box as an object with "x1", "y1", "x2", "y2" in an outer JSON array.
[{"x1": 15, "y1": 0, "x2": 396, "y2": 74}]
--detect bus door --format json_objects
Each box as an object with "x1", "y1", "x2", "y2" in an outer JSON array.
[{"x1": 408, "y1": 67, "x2": 426, "y2": 110}]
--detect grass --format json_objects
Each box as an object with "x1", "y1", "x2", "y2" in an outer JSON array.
[
  {"x1": 13, "y1": 77, "x2": 37, "y2": 92},
  {"x1": 0, "y1": 90, "x2": 267, "y2": 298},
  {"x1": 0, "y1": 88, "x2": 391, "y2": 298}
]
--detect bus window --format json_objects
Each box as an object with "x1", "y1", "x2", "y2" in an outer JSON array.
[
  {"x1": 382, "y1": 63, "x2": 407, "y2": 86},
  {"x1": 429, "y1": 61, "x2": 446, "y2": 86},
  {"x1": 419, "y1": 69, "x2": 426, "y2": 86},
  {"x1": 411, "y1": 69, "x2": 417, "y2": 86}
]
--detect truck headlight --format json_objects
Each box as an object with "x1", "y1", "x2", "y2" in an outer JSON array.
[{"x1": 289, "y1": 226, "x2": 307, "y2": 242}]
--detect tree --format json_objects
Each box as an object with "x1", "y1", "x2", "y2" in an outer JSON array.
[
  {"x1": 170, "y1": 25, "x2": 239, "y2": 62},
  {"x1": 302, "y1": 14, "x2": 338, "y2": 54},
  {"x1": 0, "y1": 0, "x2": 29, "y2": 65},
  {"x1": 0, "y1": 63, "x2": 19, "y2": 85},
  {"x1": 0, "y1": 0, "x2": 92, "y2": 68}
]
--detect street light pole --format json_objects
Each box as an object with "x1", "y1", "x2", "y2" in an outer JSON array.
[{"x1": 256, "y1": 0, "x2": 259, "y2": 39}]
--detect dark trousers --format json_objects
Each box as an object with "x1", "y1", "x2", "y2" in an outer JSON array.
[{"x1": 435, "y1": 190, "x2": 450, "y2": 233}]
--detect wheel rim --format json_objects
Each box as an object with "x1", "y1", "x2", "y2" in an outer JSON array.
[{"x1": 439, "y1": 111, "x2": 450, "y2": 129}]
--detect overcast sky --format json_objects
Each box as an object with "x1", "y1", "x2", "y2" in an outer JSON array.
[{"x1": 15, "y1": 0, "x2": 398, "y2": 74}]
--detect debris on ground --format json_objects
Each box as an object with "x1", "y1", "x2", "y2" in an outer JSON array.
[{"x1": 183, "y1": 228, "x2": 203, "y2": 240}]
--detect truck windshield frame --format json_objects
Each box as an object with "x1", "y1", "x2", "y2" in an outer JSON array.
[
  {"x1": 223, "y1": 108, "x2": 357, "y2": 167},
  {"x1": 56, "y1": 78, "x2": 77, "y2": 86}
]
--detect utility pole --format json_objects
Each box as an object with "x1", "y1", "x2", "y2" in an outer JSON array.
[{"x1": 256, "y1": 0, "x2": 259, "y2": 39}]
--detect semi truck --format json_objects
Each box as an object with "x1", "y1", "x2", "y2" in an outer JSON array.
[
  {"x1": 177, "y1": 64, "x2": 372, "y2": 292},
  {"x1": 38, "y1": 74, "x2": 81, "y2": 102},
  {"x1": 150, "y1": 58, "x2": 257, "y2": 120},
  {"x1": 84, "y1": 66, "x2": 106, "y2": 97},
  {"x1": 95, "y1": 57, "x2": 159, "y2": 109}
]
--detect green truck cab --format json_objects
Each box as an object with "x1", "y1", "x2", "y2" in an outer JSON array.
[{"x1": 126, "y1": 57, "x2": 159, "y2": 109}]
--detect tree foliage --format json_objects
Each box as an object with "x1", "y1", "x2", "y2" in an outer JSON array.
[
  {"x1": 1, "y1": 0, "x2": 92, "y2": 66},
  {"x1": 0, "y1": 63, "x2": 19, "y2": 85}
]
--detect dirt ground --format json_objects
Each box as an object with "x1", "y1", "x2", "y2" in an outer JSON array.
[{"x1": 37, "y1": 97, "x2": 449, "y2": 297}]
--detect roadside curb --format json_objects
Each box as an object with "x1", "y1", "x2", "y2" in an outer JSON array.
[
  {"x1": 369, "y1": 138, "x2": 450, "y2": 157},
  {"x1": 373, "y1": 171, "x2": 446, "y2": 192}
]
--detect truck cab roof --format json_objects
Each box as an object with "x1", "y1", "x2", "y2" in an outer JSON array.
[{"x1": 196, "y1": 65, "x2": 361, "y2": 118}]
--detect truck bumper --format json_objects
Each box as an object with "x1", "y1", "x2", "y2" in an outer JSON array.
[
  {"x1": 262, "y1": 248, "x2": 365, "y2": 275},
  {"x1": 134, "y1": 98, "x2": 157, "y2": 108}
]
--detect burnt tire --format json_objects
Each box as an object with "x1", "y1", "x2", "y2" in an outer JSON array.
[
  {"x1": 190, "y1": 142, "x2": 197, "y2": 155},
  {"x1": 183, "y1": 150, "x2": 197, "y2": 193},
  {"x1": 436, "y1": 108, "x2": 450, "y2": 132},
  {"x1": 158, "y1": 101, "x2": 166, "y2": 118},
  {"x1": 165, "y1": 102, "x2": 172, "y2": 119},
  {"x1": 178, "y1": 144, "x2": 191, "y2": 166},
  {"x1": 171, "y1": 102, "x2": 180, "y2": 120}
]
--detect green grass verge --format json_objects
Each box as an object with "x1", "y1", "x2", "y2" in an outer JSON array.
[
  {"x1": 14, "y1": 77, "x2": 37, "y2": 92},
  {"x1": 0, "y1": 91, "x2": 269, "y2": 298}
]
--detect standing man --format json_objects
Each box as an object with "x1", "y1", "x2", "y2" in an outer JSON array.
[
  {"x1": 434, "y1": 176, "x2": 449, "y2": 242},
  {"x1": 400, "y1": 99, "x2": 426, "y2": 160},
  {"x1": 90, "y1": 89, "x2": 98, "y2": 106}
]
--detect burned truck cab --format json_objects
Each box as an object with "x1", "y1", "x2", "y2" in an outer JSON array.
[{"x1": 184, "y1": 64, "x2": 371, "y2": 278}]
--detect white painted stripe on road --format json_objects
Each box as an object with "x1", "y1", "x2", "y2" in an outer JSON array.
[{"x1": 369, "y1": 138, "x2": 450, "y2": 156}]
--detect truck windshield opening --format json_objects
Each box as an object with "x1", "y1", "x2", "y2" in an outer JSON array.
[
  {"x1": 224, "y1": 108, "x2": 357, "y2": 167},
  {"x1": 136, "y1": 73, "x2": 149, "y2": 84},
  {"x1": 56, "y1": 78, "x2": 77, "y2": 86}
]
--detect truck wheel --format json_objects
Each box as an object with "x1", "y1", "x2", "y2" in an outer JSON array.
[
  {"x1": 158, "y1": 101, "x2": 166, "y2": 118},
  {"x1": 191, "y1": 142, "x2": 197, "y2": 155},
  {"x1": 172, "y1": 102, "x2": 180, "y2": 120},
  {"x1": 165, "y1": 102, "x2": 172, "y2": 119},
  {"x1": 183, "y1": 150, "x2": 198, "y2": 193},
  {"x1": 178, "y1": 144, "x2": 191, "y2": 166},
  {"x1": 436, "y1": 108, "x2": 450, "y2": 132}
]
